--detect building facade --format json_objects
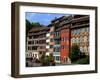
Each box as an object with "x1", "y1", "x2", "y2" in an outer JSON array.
[
  {"x1": 60, "y1": 28, "x2": 70, "y2": 64},
  {"x1": 46, "y1": 26, "x2": 55, "y2": 56},
  {"x1": 47, "y1": 16, "x2": 72, "y2": 64},
  {"x1": 71, "y1": 15, "x2": 89, "y2": 55},
  {"x1": 48, "y1": 15, "x2": 89, "y2": 64},
  {"x1": 26, "y1": 26, "x2": 50, "y2": 60},
  {"x1": 26, "y1": 15, "x2": 89, "y2": 64}
]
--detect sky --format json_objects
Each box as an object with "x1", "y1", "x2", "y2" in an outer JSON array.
[{"x1": 25, "y1": 12, "x2": 69, "y2": 26}]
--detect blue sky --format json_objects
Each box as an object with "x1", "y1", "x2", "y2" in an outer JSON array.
[{"x1": 26, "y1": 12, "x2": 69, "y2": 26}]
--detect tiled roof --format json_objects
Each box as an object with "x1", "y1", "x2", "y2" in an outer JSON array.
[{"x1": 29, "y1": 26, "x2": 50, "y2": 32}]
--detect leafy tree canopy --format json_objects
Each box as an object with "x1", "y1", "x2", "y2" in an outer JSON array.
[
  {"x1": 26, "y1": 19, "x2": 42, "y2": 35},
  {"x1": 69, "y1": 44, "x2": 80, "y2": 63}
]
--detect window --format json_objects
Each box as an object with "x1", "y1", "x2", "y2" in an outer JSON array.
[
  {"x1": 34, "y1": 40, "x2": 37, "y2": 44},
  {"x1": 36, "y1": 40, "x2": 38, "y2": 44},
  {"x1": 82, "y1": 28, "x2": 85, "y2": 33},
  {"x1": 50, "y1": 45, "x2": 53, "y2": 48},
  {"x1": 61, "y1": 45, "x2": 64, "y2": 49},
  {"x1": 84, "y1": 28, "x2": 89, "y2": 32},
  {"x1": 71, "y1": 31, "x2": 73, "y2": 35},
  {"x1": 76, "y1": 38, "x2": 79, "y2": 43},
  {"x1": 32, "y1": 46, "x2": 37, "y2": 50},
  {"x1": 84, "y1": 36, "x2": 87, "y2": 42},
  {"x1": 64, "y1": 38, "x2": 65, "y2": 42},
  {"x1": 54, "y1": 32, "x2": 56, "y2": 36},
  {"x1": 87, "y1": 37, "x2": 89, "y2": 42},
  {"x1": 73, "y1": 38, "x2": 76, "y2": 43},
  {"x1": 84, "y1": 46, "x2": 87, "y2": 53},
  {"x1": 50, "y1": 32, "x2": 54, "y2": 35},
  {"x1": 71, "y1": 38, "x2": 74, "y2": 43},
  {"x1": 29, "y1": 52, "x2": 32, "y2": 57},
  {"x1": 55, "y1": 56, "x2": 60, "y2": 61},
  {"x1": 35, "y1": 54, "x2": 37, "y2": 57},
  {"x1": 64, "y1": 57, "x2": 67, "y2": 63},
  {"x1": 26, "y1": 54, "x2": 28, "y2": 57},
  {"x1": 46, "y1": 43, "x2": 49, "y2": 45},
  {"x1": 65, "y1": 46, "x2": 69, "y2": 49},
  {"x1": 63, "y1": 38, "x2": 65, "y2": 42},
  {"x1": 73, "y1": 30, "x2": 76, "y2": 35},
  {"x1": 55, "y1": 41, "x2": 60, "y2": 44},
  {"x1": 56, "y1": 32, "x2": 58, "y2": 36},
  {"x1": 32, "y1": 41, "x2": 34, "y2": 44},
  {"x1": 56, "y1": 32, "x2": 60, "y2": 36},
  {"x1": 39, "y1": 52, "x2": 43, "y2": 54},
  {"x1": 75, "y1": 30, "x2": 78, "y2": 35},
  {"x1": 61, "y1": 45, "x2": 69, "y2": 49},
  {"x1": 50, "y1": 39, "x2": 54, "y2": 42},
  {"x1": 33, "y1": 54, "x2": 34, "y2": 57},
  {"x1": 77, "y1": 29, "x2": 81, "y2": 34},
  {"x1": 54, "y1": 47, "x2": 60, "y2": 52},
  {"x1": 43, "y1": 40, "x2": 45, "y2": 44},
  {"x1": 80, "y1": 36, "x2": 83, "y2": 43},
  {"x1": 28, "y1": 41, "x2": 32, "y2": 44},
  {"x1": 34, "y1": 35, "x2": 38, "y2": 38},
  {"x1": 65, "y1": 37, "x2": 69, "y2": 41},
  {"x1": 61, "y1": 38, "x2": 63, "y2": 41},
  {"x1": 28, "y1": 46, "x2": 29, "y2": 50},
  {"x1": 29, "y1": 36, "x2": 32, "y2": 39},
  {"x1": 87, "y1": 28, "x2": 89, "y2": 32},
  {"x1": 28, "y1": 46, "x2": 32, "y2": 50}
]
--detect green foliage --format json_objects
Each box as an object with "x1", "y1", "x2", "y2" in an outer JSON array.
[
  {"x1": 26, "y1": 19, "x2": 32, "y2": 35},
  {"x1": 47, "y1": 54, "x2": 54, "y2": 62},
  {"x1": 40, "y1": 54, "x2": 54, "y2": 66},
  {"x1": 69, "y1": 44, "x2": 89, "y2": 64},
  {"x1": 26, "y1": 19, "x2": 42, "y2": 35},
  {"x1": 31, "y1": 22, "x2": 41, "y2": 27},
  {"x1": 40, "y1": 54, "x2": 46, "y2": 63},
  {"x1": 69, "y1": 44, "x2": 80, "y2": 63},
  {"x1": 75, "y1": 56, "x2": 89, "y2": 64}
]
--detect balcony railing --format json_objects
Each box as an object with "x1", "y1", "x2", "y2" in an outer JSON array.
[
  {"x1": 28, "y1": 31, "x2": 47, "y2": 36},
  {"x1": 72, "y1": 16, "x2": 89, "y2": 23},
  {"x1": 53, "y1": 52, "x2": 60, "y2": 56},
  {"x1": 71, "y1": 23, "x2": 89, "y2": 28},
  {"x1": 53, "y1": 44, "x2": 60, "y2": 48},
  {"x1": 55, "y1": 42, "x2": 60, "y2": 44},
  {"x1": 37, "y1": 48, "x2": 46, "y2": 51},
  {"x1": 54, "y1": 36, "x2": 60, "y2": 39}
]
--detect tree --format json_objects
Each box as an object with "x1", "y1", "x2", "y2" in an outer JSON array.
[
  {"x1": 31, "y1": 22, "x2": 41, "y2": 27},
  {"x1": 69, "y1": 44, "x2": 80, "y2": 63},
  {"x1": 26, "y1": 19, "x2": 32, "y2": 35},
  {"x1": 48, "y1": 54, "x2": 54, "y2": 62},
  {"x1": 75, "y1": 56, "x2": 89, "y2": 64},
  {"x1": 40, "y1": 54, "x2": 55, "y2": 66},
  {"x1": 26, "y1": 20, "x2": 42, "y2": 35},
  {"x1": 40, "y1": 54, "x2": 45, "y2": 63}
]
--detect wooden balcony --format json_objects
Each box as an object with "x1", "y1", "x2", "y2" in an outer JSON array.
[
  {"x1": 72, "y1": 16, "x2": 89, "y2": 23},
  {"x1": 71, "y1": 23, "x2": 89, "y2": 29}
]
